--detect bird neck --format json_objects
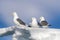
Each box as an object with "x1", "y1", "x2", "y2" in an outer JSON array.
[
  {"x1": 32, "y1": 19, "x2": 37, "y2": 24},
  {"x1": 14, "y1": 14, "x2": 19, "y2": 19}
]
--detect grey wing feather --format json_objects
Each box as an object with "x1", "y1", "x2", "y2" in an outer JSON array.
[
  {"x1": 17, "y1": 18, "x2": 26, "y2": 25},
  {"x1": 41, "y1": 21, "x2": 48, "y2": 26}
]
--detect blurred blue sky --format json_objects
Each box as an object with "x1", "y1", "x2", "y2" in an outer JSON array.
[{"x1": 0, "y1": 0, "x2": 60, "y2": 40}]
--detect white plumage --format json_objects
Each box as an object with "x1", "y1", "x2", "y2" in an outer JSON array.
[
  {"x1": 13, "y1": 12, "x2": 26, "y2": 26},
  {"x1": 39, "y1": 16, "x2": 49, "y2": 28},
  {"x1": 29, "y1": 17, "x2": 39, "y2": 28},
  {"x1": 13, "y1": 12, "x2": 19, "y2": 25},
  {"x1": 40, "y1": 16, "x2": 46, "y2": 23}
]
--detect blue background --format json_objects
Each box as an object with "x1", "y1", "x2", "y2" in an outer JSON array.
[{"x1": 0, "y1": 0, "x2": 60, "y2": 40}]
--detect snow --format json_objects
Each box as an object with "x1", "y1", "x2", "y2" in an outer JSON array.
[
  {"x1": 0, "y1": 26, "x2": 60, "y2": 40},
  {"x1": 28, "y1": 28, "x2": 60, "y2": 40}
]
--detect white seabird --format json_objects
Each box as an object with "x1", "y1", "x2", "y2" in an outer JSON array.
[
  {"x1": 13, "y1": 12, "x2": 26, "y2": 26},
  {"x1": 29, "y1": 17, "x2": 39, "y2": 28},
  {"x1": 39, "y1": 16, "x2": 51, "y2": 28}
]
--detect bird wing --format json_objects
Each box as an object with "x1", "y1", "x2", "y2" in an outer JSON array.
[
  {"x1": 17, "y1": 18, "x2": 26, "y2": 25},
  {"x1": 41, "y1": 21, "x2": 48, "y2": 26},
  {"x1": 41, "y1": 21, "x2": 51, "y2": 26}
]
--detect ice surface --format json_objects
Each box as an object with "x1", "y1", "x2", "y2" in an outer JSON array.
[
  {"x1": 28, "y1": 28, "x2": 60, "y2": 40},
  {"x1": 0, "y1": 26, "x2": 60, "y2": 40}
]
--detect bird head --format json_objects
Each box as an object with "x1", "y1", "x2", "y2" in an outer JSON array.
[
  {"x1": 13, "y1": 12, "x2": 19, "y2": 18},
  {"x1": 40, "y1": 16, "x2": 45, "y2": 21},
  {"x1": 32, "y1": 17, "x2": 37, "y2": 21}
]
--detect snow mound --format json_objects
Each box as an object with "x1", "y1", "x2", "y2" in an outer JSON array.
[{"x1": 28, "y1": 28, "x2": 60, "y2": 40}]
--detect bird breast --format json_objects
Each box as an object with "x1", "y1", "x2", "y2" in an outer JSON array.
[{"x1": 14, "y1": 19, "x2": 20, "y2": 25}]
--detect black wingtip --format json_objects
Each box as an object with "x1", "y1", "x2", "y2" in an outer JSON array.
[
  {"x1": 48, "y1": 25, "x2": 51, "y2": 26},
  {"x1": 28, "y1": 25, "x2": 31, "y2": 27}
]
